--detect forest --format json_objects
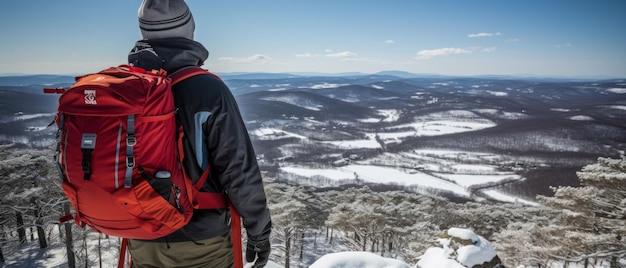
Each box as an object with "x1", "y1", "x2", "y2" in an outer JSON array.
[
  {"x1": 0, "y1": 145, "x2": 626, "y2": 267},
  {"x1": 0, "y1": 144, "x2": 624, "y2": 267}
]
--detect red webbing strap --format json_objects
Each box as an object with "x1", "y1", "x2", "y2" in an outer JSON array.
[
  {"x1": 176, "y1": 126, "x2": 186, "y2": 169},
  {"x1": 169, "y1": 66, "x2": 221, "y2": 86},
  {"x1": 170, "y1": 67, "x2": 213, "y2": 184},
  {"x1": 230, "y1": 202, "x2": 243, "y2": 268},
  {"x1": 171, "y1": 67, "x2": 226, "y2": 208},
  {"x1": 58, "y1": 214, "x2": 73, "y2": 223},
  {"x1": 118, "y1": 238, "x2": 128, "y2": 268},
  {"x1": 194, "y1": 191, "x2": 228, "y2": 209},
  {"x1": 142, "y1": 112, "x2": 174, "y2": 122},
  {"x1": 176, "y1": 125, "x2": 226, "y2": 209},
  {"x1": 194, "y1": 163, "x2": 211, "y2": 190}
]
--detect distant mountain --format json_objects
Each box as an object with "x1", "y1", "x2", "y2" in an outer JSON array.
[
  {"x1": 0, "y1": 74, "x2": 74, "y2": 86},
  {"x1": 238, "y1": 89, "x2": 380, "y2": 122},
  {"x1": 218, "y1": 72, "x2": 380, "y2": 80},
  {"x1": 303, "y1": 84, "x2": 404, "y2": 103},
  {"x1": 375, "y1": 70, "x2": 440, "y2": 79},
  {"x1": 217, "y1": 72, "x2": 303, "y2": 80},
  {"x1": 288, "y1": 71, "x2": 367, "y2": 77}
]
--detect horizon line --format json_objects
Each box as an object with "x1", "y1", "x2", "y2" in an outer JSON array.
[{"x1": 0, "y1": 70, "x2": 624, "y2": 80}]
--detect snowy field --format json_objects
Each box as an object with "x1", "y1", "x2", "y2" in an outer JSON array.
[
  {"x1": 264, "y1": 109, "x2": 537, "y2": 205},
  {"x1": 279, "y1": 148, "x2": 537, "y2": 205}
]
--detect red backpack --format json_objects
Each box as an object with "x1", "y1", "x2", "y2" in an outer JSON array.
[{"x1": 44, "y1": 65, "x2": 243, "y2": 267}]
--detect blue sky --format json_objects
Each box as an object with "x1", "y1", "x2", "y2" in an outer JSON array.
[{"x1": 1, "y1": 0, "x2": 625, "y2": 77}]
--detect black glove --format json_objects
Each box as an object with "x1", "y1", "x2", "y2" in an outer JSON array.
[{"x1": 246, "y1": 238, "x2": 270, "y2": 268}]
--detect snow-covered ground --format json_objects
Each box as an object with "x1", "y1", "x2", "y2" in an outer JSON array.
[
  {"x1": 260, "y1": 109, "x2": 537, "y2": 204},
  {"x1": 607, "y1": 87, "x2": 626, "y2": 93},
  {"x1": 279, "y1": 158, "x2": 535, "y2": 204},
  {"x1": 358, "y1": 109, "x2": 401, "y2": 123},
  {"x1": 473, "y1": 109, "x2": 529, "y2": 120},
  {"x1": 283, "y1": 164, "x2": 469, "y2": 196},
  {"x1": 310, "y1": 251, "x2": 411, "y2": 268},
  {"x1": 0, "y1": 112, "x2": 55, "y2": 124},
  {"x1": 10, "y1": 226, "x2": 619, "y2": 268},
  {"x1": 279, "y1": 145, "x2": 536, "y2": 204},
  {"x1": 318, "y1": 116, "x2": 496, "y2": 150},
  {"x1": 253, "y1": 127, "x2": 308, "y2": 141}
]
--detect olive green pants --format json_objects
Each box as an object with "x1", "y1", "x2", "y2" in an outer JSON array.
[{"x1": 128, "y1": 233, "x2": 234, "y2": 268}]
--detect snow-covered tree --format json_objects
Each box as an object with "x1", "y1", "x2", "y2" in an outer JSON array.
[
  {"x1": 266, "y1": 182, "x2": 327, "y2": 267},
  {"x1": 496, "y1": 156, "x2": 626, "y2": 267},
  {"x1": 537, "y1": 156, "x2": 626, "y2": 264},
  {"x1": 320, "y1": 187, "x2": 443, "y2": 264},
  {"x1": 0, "y1": 145, "x2": 68, "y2": 263}
]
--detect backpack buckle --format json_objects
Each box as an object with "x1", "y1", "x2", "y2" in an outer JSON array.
[
  {"x1": 126, "y1": 136, "x2": 136, "y2": 146},
  {"x1": 126, "y1": 156, "x2": 135, "y2": 168}
]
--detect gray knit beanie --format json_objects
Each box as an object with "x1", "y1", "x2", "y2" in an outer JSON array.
[{"x1": 138, "y1": 0, "x2": 195, "y2": 40}]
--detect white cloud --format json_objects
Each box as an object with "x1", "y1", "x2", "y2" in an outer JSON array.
[
  {"x1": 218, "y1": 54, "x2": 272, "y2": 64},
  {"x1": 295, "y1": 53, "x2": 322, "y2": 58},
  {"x1": 468, "y1": 32, "x2": 502, "y2": 38},
  {"x1": 296, "y1": 50, "x2": 359, "y2": 59},
  {"x1": 342, "y1": 57, "x2": 381, "y2": 63},
  {"x1": 505, "y1": 38, "x2": 520, "y2": 42},
  {"x1": 468, "y1": 33, "x2": 492, "y2": 38},
  {"x1": 467, "y1": 46, "x2": 497, "y2": 53},
  {"x1": 249, "y1": 54, "x2": 272, "y2": 61},
  {"x1": 385, "y1": 40, "x2": 395, "y2": 44},
  {"x1": 416, "y1": 48, "x2": 471, "y2": 60},
  {"x1": 325, "y1": 51, "x2": 357, "y2": 58},
  {"x1": 554, "y1": 43, "x2": 572, "y2": 48}
]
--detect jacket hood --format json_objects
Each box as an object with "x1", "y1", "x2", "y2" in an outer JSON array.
[{"x1": 128, "y1": 38, "x2": 209, "y2": 73}]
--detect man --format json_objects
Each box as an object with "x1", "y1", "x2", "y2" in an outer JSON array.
[{"x1": 126, "y1": 1, "x2": 272, "y2": 267}]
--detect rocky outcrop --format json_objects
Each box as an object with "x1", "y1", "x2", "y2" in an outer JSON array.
[{"x1": 416, "y1": 227, "x2": 504, "y2": 268}]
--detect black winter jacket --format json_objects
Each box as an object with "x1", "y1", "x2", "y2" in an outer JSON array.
[{"x1": 128, "y1": 38, "x2": 271, "y2": 242}]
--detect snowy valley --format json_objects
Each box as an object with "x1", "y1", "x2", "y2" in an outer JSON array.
[{"x1": 0, "y1": 73, "x2": 625, "y2": 267}]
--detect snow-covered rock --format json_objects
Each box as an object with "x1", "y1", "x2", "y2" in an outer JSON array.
[
  {"x1": 310, "y1": 251, "x2": 411, "y2": 268},
  {"x1": 415, "y1": 227, "x2": 504, "y2": 268}
]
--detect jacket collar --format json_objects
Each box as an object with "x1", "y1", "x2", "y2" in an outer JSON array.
[{"x1": 128, "y1": 37, "x2": 209, "y2": 73}]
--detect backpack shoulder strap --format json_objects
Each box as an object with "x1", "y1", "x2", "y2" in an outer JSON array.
[
  {"x1": 169, "y1": 66, "x2": 221, "y2": 85},
  {"x1": 169, "y1": 67, "x2": 243, "y2": 268},
  {"x1": 169, "y1": 66, "x2": 228, "y2": 209}
]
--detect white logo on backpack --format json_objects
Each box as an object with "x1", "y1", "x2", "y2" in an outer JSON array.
[{"x1": 84, "y1": 90, "x2": 97, "y2": 105}]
